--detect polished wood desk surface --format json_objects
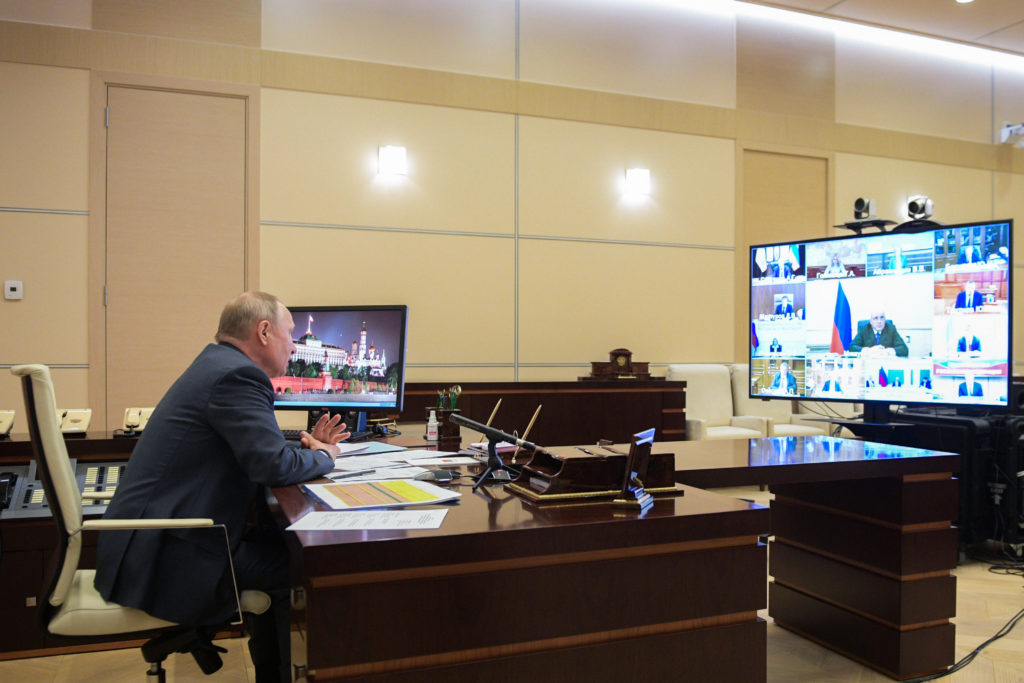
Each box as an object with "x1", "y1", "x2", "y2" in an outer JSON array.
[
  {"x1": 273, "y1": 475, "x2": 768, "y2": 573},
  {"x1": 546, "y1": 435, "x2": 960, "y2": 488}
]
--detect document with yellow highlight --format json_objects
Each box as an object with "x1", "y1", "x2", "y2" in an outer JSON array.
[{"x1": 303, "y1": 479, "x2": 461, "y2": 510}]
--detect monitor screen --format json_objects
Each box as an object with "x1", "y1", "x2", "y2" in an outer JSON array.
[
  {"x1": 270, "y1": 305, "x2": 408, "y2": 413},
  {"x1": 749, "y1": 220, "x2": 1012, "y2": 409}
]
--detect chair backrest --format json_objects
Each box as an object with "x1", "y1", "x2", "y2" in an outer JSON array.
[
  {"x1": 665, "y1": 364, "x2": 734, "y2": 427},
  {"x1": 11, "y1": 365, "x2": 83, "y2": 618}
]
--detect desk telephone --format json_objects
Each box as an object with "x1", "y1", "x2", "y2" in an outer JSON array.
[
  {"x1": 0, "y1": 410, "x2": 13, "y2": 438},
  {"x1": 123, "y1": 407, "x2": 154, "y2": 433},
  {"x1": 60, "y1": 409, "x2": 92, "y2": 435}
]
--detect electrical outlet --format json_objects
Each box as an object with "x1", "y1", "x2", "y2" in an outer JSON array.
[{"x1": 4, "y1": 280, "x2": 23, "y2": 300}]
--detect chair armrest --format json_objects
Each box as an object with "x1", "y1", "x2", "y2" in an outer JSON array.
[
  {"x1": 731, "y1": 415, "x2": 769, "y2": 435},
  {"x1": 684, "y1": 418, "x2": 706, "y2": 441},
  {"x1": 82, "y1": 518, "x2": 214, "y2": 531}
]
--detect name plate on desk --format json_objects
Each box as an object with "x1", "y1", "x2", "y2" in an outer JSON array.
[{"x1": 506, "y1": 449, "x2": 679, "y2": 502}]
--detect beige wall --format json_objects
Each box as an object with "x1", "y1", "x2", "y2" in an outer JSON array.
[{"x1": 1, "y1": 0, "x2": 1024, "y2": 432}]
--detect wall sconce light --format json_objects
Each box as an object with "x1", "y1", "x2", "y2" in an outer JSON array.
[
  {"x1": 853, "y1": 197, "x2": 876, "y2": 220},
  {"x1": 907, "y1": 195, "x2": 933, "y2": 220},
  {"x1": 624, "y1": 168, "x2": 651, "y2": 196},
  {"x1": 378, "y1": 145, "x2": 408, "y2": 176}
]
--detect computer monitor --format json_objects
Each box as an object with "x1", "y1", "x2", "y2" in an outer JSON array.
[
  {"x1": 270, "y1": 305, "x2": 408, "y2": 434},
  {"x1": 749, "y1": 219, "x2": 1012, "y2": 421}
]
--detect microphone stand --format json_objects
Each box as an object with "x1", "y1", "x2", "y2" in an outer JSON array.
[{"x1": 450, "y1": 413, "x2": 535, "y2": 491}]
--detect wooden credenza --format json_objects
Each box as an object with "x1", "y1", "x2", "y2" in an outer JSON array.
[{"x1": 399, "y1": 380, "x2": 686, "y2": 445}]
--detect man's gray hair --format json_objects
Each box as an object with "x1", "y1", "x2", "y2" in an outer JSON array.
[{"x1": 215, "y1": 291, "x2": 283, "y2": 342}]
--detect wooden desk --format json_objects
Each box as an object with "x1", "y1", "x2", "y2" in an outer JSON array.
[
  {"x1": 273, "y1": 477, "x2": 769, "y2": 682},
  {"x1": 650, "y1": 437, "x2": 958, "y2": 681}
]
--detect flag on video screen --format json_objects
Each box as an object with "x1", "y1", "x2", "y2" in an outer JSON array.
[
  {"x1": 830, "y1": 283, "x2": 852, "y2": 353},
  {"x1": 751, "y1": 321, "x2": 760, "y2": 350},
  {"x1": 878, "y1": 367, "x2": 888, "y2": 387}
]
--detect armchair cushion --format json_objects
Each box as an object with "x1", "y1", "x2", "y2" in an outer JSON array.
[
  {"x1": 668, "y1": 364, "x2": 768, "y2": 440},
  {"x1": 730, "y1": 364, "x2": 826, "y2": 438},
  {"x1": 49, "y1": 570, "x2": 175, "y2": 636}
]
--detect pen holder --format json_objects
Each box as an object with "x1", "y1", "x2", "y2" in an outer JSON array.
[{"x1": 428, "y1": 407, "x2": 461, "y2": 449}]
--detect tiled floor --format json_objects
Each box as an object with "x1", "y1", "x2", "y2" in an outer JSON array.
[{"x1": 2, "y1": 488, "x2": 1021, "y2": 682}]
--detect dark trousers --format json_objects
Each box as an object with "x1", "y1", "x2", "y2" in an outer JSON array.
[{"x1": 233, "y1": 524, "x2": 292, "y2": 683}]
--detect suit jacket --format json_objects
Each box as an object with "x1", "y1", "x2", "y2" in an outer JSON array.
[
  {"x1": 775, "y1": 303, "x2": 793, "y2": 315},
  {"x1": 94, "y1": 343, "x2": 333, "y2": 625},
  {"x1": 958, "y1": 381, "x2": 983, "y2": 397},
  {"x1": 771, "y1": 372, "x2": 797, "y2": 394},
  {"x1": 954, "y1": 291, "x2": 984, "y2": 309},
  {"x1": 957, "y1": 336, "x2": 981, "y2": 352},
  {"x1": 958, "y1": 247, "x2": 982, "y2": 264},
  {"x1": 848, "y1": 321, "x2": 909, "y2": 357}
]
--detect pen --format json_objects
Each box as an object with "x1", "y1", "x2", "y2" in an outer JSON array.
[{"x1": 329, "y1": 468, "x2": 376, "y2": 480}]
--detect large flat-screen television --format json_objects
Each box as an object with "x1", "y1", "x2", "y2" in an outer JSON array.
[
  {"x1": 270, "y1": 305, "x2": 408, "y2": 434},
  {"x1": 749, "y1": 219, "x2": 1012, "y2": 421}
]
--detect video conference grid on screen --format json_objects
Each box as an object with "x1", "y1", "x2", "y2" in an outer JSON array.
[
  {"x1": 270, "y1": 306, "x2": 407, "y2": 410},
  {"x1": 749, "y1": 221, "x2": 1012, "y2": 407}
]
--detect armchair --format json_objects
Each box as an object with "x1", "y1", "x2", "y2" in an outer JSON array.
[
  {"x1": 12, "y1": 364, "x2": 269, "y2": 681},
  {"x1": 729, "y1": 364, "x2": 826, "y2": 437},
  {"x1": 665, "y1": 364, "x2": 768, "y2": 440}
]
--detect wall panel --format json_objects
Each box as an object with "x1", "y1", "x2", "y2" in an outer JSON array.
[
  {"x1": 834, "y1": 153, "x2": 992, "y2": 226},
  {"x1": 517, "y1": 239, "x2": 734, "y2": 364},
  {"x1": 0, "y1": 368, "x2": 88, "y2": 435},
  {"x1": 261, "y1": 0, "x2": 514, "y2": 80},
  {"x1": 518, "y1": 116, "x2": 735, "y2": 245},
  {"x1": 0, "y1": 62, "x2": 88, "y2": 209},
  {"x1": 0, "y1": 0, "x2": 90, "y2": 27},
  {"x1": 737, "y1": 15, "x2": 834, "y2": 120},
  {"x1": 93, "y1": 0, "x2": 260, "y2": 47},
  {"x1": 0, "y1": 212, "x2": 88, "y2": 363},
  {"x1": 260, "y1": 226, "x2": 516, "y2": 368},
  {"x1": 994, "y1": 66, "x2": 1024, "y2": 146},
  {"x1": 994, "y1": 172, "x2": 1024, "y2": 370},
  {"x1": 519, "y1": 0, "x2": 736, "y2": 108},
  {"x1": 260, "y1": 89, "x2": 515, "y2": 233},
  {"x1": 836, "y1": 37, "x2": 992, "y2": 144}
]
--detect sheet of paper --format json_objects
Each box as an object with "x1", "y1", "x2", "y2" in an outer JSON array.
[
  {"x1": 408, "y1": 456, "x2": 479, "y2": 466},
  {"x1": 335, "y1": 442, "x2": 370, "y2": 456},
  {"x1": 286, "y1": 509, "x2": 448, "y2": 531},
  {"x1": 334, "y1": 455, "x2": 415, "y2": 471},
  {"x1": 348, "y1": 441, "x2": 408, "y2": 455},
  {"x1": 400, "y1": 449, "x2": 459, "y2": 460},
  {"x1": 329, "y1": 467, "x2": 428, "y2": 482},
  {"x1": 304, "y1": 479, "x2": 461, "y2": 510}
]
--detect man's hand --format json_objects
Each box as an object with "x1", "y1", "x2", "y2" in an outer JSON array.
[{"x1": 300, "y1": 413, "x2": 351, "y2": 458}]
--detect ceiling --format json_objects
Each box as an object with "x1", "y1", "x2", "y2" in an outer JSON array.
[{"x1": 750, "y1": 0, "x2": 1024, "y2": 57}]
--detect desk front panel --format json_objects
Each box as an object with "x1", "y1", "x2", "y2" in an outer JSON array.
[{"x1": 276, "y1": 481, "x2": 769, "y2": 682}]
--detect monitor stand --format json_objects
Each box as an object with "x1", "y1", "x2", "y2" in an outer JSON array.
[{"x1": 861, "y1": 402, "x2": 893, "y2": 424}]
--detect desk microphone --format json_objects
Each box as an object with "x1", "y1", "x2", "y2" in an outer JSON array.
[{"x1": 449, "y1": 413, "x2": 547, "y2": 455}]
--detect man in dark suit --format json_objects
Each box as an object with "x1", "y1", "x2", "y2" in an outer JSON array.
[
  {"x1": 958, "y1": 244, "x2": 983, "y2": 264},
  {"x1": 775, "y1": 295, "x2": 794, "y2": 316},
  {"x1": 957, "y1": 335, "x2": 981, "y2": 353},
  {"x1": 958, "y1": 375, "x2": 984, "y2": 397},
  {"x1": 771, "y1": 361, "x2": 798, "y2": 394},
  {"x1": 848, "y1": 310, "x2": 909, "y2": 357},
  {"x1": 954, "y1": 280, "x2": 984, "y2": 310},
  {"x1": 95, "y1": 292, "x2": 348, "y2": 683}
]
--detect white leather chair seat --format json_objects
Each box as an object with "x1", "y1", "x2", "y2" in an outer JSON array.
[
  {"x1": 49, "y1": 570, "x2": 176, "y2": 636},
  {"x1": 704, "y1": 426, "x2": 764, "y2": 440}
]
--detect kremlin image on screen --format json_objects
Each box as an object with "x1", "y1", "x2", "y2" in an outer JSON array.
[{"x1": 270, "y1": 306, "x2": 407, "y2": 410}]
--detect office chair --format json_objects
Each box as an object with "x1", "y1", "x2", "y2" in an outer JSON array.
[{"x1": 12, "y1": 364, "x2": 270, "y2": 681}]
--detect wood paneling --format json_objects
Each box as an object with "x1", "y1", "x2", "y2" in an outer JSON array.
[
  {"x1": 737, "y1": 16, "x2": 835, "y2": 120},
  {"x1": 102, "y1": 85, "x2": 247, "y2": 428},
  {"x1": 93, "y1": 0, "x2": 260, "y2": 48}
]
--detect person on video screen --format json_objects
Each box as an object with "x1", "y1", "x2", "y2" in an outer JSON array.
[
  {"x1": 823, "y1": 253, "x2": 846, "y2": 277},
  {"x1": 774, "y1": 295, "x2": 794, "y2": 316},
  {"x1": 958, "y1": 243, "x2": 983, "y2": 265},
  {"x1": 958, "y1": 373, "x2": 983, "y2": 397},
  {"x1": 769, "y1": 338, "x2": 783, "y2": 353},
  {"x1": 770, "y1": 361, "x2": 798, "y2": 395},
  {"x1": 954, "y1": 280, "x2": 984, "y2": 311},
  {"x1": 848, "y1": 310, "x2": 909, "y2": 357}
]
